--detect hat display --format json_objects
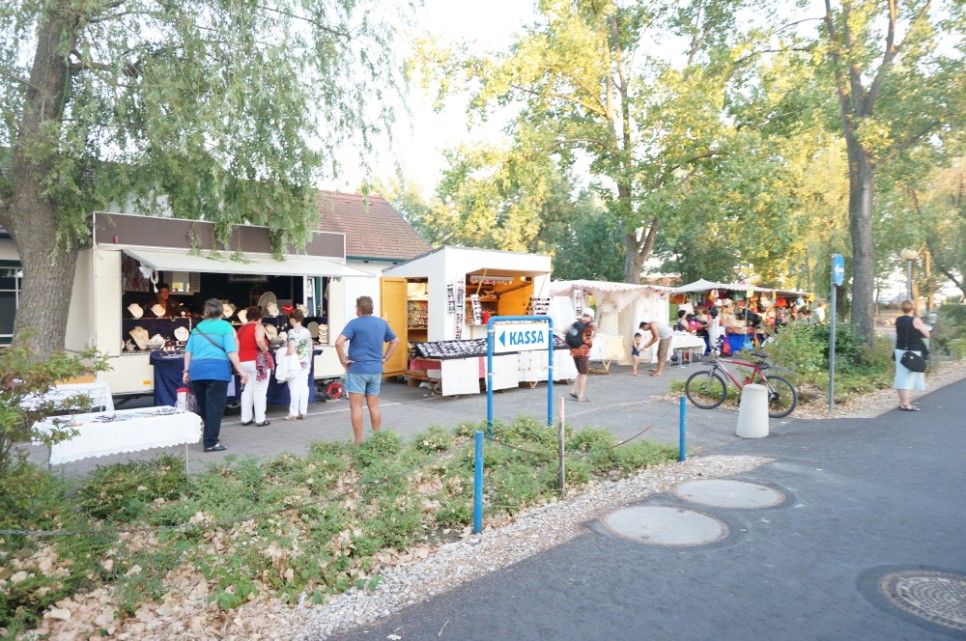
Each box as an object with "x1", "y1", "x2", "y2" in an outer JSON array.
[
  {"x1": 265, "y1": 302, "x2": 279, "y2": 318},
  {"x1": 236, "y1": 309, "x2": 248, "y2": 324},
  {"x1": 127, "y1": 303, "x2": 144, "y2": 319},
  {"x1": 129, "y1": 326, "x2": 149, "y2": 351},
  {"x1": 263, "y1": 323, "x2": 278, "y2": 339},
  {"x1": 296, "y1": 303, "x2": 309, "y2": 316},
  {"x1": 222, "y1": 302, "x2": 235, "y2": 319},
  {"x1": 581, "y1": 308, "x2": 595, "y2": 319},
  {"x1": 257, "y1": 291, "x2": 277, "y2": 308},
  {"x1": 150, "y1": 303, "x2": 165, "y2": 318},
  {"x1": 173, "y1": 326, "x2": 189, "y2": 342},
  {"x1": 307, "y1": 321, "x2": 320, "y2": 339}
]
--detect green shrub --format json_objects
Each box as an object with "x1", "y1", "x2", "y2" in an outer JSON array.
[
  {"x1": 76, "y1": 454, "x2": 187, "y2": 521},
  {"x1": 933, "y1": 304, "x2": 966, "y2": 356}
]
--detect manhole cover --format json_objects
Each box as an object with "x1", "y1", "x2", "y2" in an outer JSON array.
[
  {"x1": 879, "y1": 570, "x2": 966, "y2": 631},
  {"x1": 674, "y1": 479, "x2": 785, "y2": 509},
  {"x1": 601, "y1": 506, "x2": 728, "y2": 547}
]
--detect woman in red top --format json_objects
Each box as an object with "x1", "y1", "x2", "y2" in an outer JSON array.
[{"x1": 236, "y1": 306, "x2": 271, "y2": 426}]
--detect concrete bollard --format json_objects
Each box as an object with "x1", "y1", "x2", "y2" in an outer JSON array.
[{"x1": 736, "y1": 384, "x2": 769, "y2": 438}]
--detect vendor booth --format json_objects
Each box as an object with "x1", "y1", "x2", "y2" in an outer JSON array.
[
  {"x1": 549, "y1": 280, "x2": 672, "y2": 368},
  {"x1": 380, "y1": 246, "x2": 566, "y2": 396},
  {"x1": 670, "y1": 279, "x2": 812, "y2": 354},
  {"x1": 64, "y1": 212, "x2": 372, "y2": 400}
]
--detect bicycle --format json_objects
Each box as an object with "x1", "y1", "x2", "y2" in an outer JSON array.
[{"x1": 684, "y1": 349, "x2": 798, "y2": 418}]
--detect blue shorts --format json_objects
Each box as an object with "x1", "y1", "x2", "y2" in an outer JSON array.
[{"x1": 346, "y1": 372, "x2": 382, "y2": 396}]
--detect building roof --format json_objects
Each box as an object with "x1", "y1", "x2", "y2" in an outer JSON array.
[{"x1": 316, "y1": 191, "x2": 430, "y2": 262}]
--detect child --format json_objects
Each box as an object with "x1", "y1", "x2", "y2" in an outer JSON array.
[{"x1": 631, "y1": 332, "x2": 644, "y2": 376}]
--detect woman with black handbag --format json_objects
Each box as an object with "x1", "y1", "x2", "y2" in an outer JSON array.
[{"x1": 894, "y1": 299, "x2": 930, "y2": 412}]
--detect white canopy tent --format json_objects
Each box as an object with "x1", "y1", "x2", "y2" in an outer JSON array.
[{"x1": 549, "y1": 280, "x2": 671, "y2": 364}]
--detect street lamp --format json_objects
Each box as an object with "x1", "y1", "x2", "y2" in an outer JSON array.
[{"x1": 900, "y1": 248, "x2": 919, "y2": 304}]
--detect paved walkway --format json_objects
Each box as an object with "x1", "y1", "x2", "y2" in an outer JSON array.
[
  {"x1": 327, "y1": 378, "x2": 966, "y2": 641},
  {"x1": 29, "y1": 359, "x2": 732, "y2": 477}
]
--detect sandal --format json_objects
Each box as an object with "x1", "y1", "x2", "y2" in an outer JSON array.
[
  {"x1": 285, "y1": 415, "x2": 298, "y2": 421},
  {"x1": 899, "y1": 405, "x2": 920, "y2": 412},
  {"x1": 204, "y1": 443, "x2": 228, "y2": 452},
  {"x1": 256, "y1": 420, "x2": 271, "y2": 426},
  {"x1": 569, "y1": 392, "x2": 579, "y2": 400}
]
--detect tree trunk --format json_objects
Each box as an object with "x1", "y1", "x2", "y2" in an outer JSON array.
[
  {"x1": 0, "y1": 3, "x2": 82, "y2": 358},
  {"x1": 847, "y1": 146, "x2": 876, "y2": 344}
]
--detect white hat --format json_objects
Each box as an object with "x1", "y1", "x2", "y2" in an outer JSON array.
[{"x1": 581, "y1": 308, "x2": 595, "y2": 320}]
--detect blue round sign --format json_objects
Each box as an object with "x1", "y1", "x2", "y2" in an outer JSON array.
[{"x1": 831, "y1": 254, "x2": 845, "y2": 287}]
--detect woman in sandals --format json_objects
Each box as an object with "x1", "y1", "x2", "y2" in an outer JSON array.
[
  {"x1": 183, "y1": 298, "x2": 249, "y2": 452},
  {"x1": 236, "y1": 306, "x2": 271, "y2": 426},
  {"x1": 894, "y1": 299, "x2": 930, "y2": 412}
]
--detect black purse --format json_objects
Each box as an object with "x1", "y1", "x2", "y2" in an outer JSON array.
[{"x1": 899, "y1": 318, "x2": 927, "y2": 373}]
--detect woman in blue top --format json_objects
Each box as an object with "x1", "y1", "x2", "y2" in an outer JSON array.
[{"x1": 183, "y1": 298, "x2": 248, "y2": 452}]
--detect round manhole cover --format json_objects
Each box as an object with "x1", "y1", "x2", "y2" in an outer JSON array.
[
  {"x1": 879, "y1": 570, "x2": 966, "y2": 631},
  {"x1": 674, "y1": 479, "x2": 785, "y2": 509},
  {"x1": 601, "y1": 506, "x2": 728, "y2": 547}
]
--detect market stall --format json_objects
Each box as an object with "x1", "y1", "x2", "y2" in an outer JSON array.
[
  {"x1": 381, "y1": 246, "x2": 556, "y2": 395},
  {"x1": 549, "y1": 280, "x2": 672, "y2": 367},
  {"x1": 64, "y1": 212, "x2": 371, "y2": 401}
]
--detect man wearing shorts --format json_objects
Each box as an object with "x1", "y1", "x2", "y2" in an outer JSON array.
[
  {"x1": 335, "y1": 296, "x2": 400, "y2": 444},
  {"x1": 568, "y1": 309, "x2": 596, "y2": 402}
]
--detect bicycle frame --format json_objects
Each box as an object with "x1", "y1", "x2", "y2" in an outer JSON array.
[{"x1": 706, "y1": 356, "x2": 764, "y2": 392}]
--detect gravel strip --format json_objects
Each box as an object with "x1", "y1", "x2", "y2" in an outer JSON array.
[{"x1": 294, "y1": 454, "x2": 769, "y2": 640}]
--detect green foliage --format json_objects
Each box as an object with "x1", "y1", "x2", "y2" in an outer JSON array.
[
  {"x1": 1, "y1": 417, "x2": 677, "y2": 633},
  {"x1": 932, "y1": 304, "x2": 966, "y2": 356},
  {"x1": 76, "y1": 455, "x2": 187, "y2": 521},
  {"x1": 0, "y1": 338, "x2": 110, "y2": 476}
]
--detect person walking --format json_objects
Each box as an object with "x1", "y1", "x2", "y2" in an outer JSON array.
[
  {"x1": 236, "y1": 306, "x2": 271, "y2": 426},
  {"x1": 640, "y1": 319, "x2": 673, "y2": 377},
  {"x1": 894, "y1": 299, "x2": 930, "y2": 411},
  {"x1": 183, "y1": 298, "x2": 249, "y2": 452},
  {"x1": 568, "y1": 309, "x2": 596, "y2": 401},
  {"x1": 285, "y1": 308, "x2": 313, "y2": 421},
  {"x1": 335, "y1": 296, "x2": 400, "y2": 444}
]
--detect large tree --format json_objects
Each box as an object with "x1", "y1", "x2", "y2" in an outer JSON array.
[
  {"x1": 814, "y1": 0, "x2": 965, "y2": 342},
  {"x1": 418, "y1": 0, "x2": 782, "y2": 284},
  {"x1": 0, "y1": 0, "x2": 403, "y2": 356}
]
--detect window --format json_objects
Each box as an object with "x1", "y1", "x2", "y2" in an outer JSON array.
[{"x1": 0, "y1": 267, "x2": 22, "y2": 345}]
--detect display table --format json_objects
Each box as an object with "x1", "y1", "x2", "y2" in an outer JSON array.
[
  {"x1": 518, "y1": 347, "x2": 577, "y2": 385},
  {"x1": 588, "y1": 333, "x2": 626, "y2": 373},
  {"x1": 33, "y1": 406, "x2": 201, "y2": 465},
  {"x1": 151, "y1": 351, "x2": 318, "y2": 407},
  {"x1": 651, "y1": 333, "x2": 707, "y2": 365},
  {"x1": 21, "y1": 381, "x2": 114, "y2": 412}
]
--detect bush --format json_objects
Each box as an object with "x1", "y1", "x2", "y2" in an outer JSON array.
[{"x1": 932, "y1": 304, "x2": 966, "y2": 357}]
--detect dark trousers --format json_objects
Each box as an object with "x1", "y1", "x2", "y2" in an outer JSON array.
[{"x1": 191, "y1": 379, "x2": 229, "y2": 448}]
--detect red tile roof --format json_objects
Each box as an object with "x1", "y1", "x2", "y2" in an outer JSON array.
[{"x1": 316, "y1": 191, "x2": 431, "y2": 262}]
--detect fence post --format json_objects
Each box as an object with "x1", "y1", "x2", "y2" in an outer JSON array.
[
  {"x1": 473, "y1": 431, "x2": 484, "y2": 534},
  {"x1": 679, "y1": 396, "x2": 687, "y2": 462},
  {"x1": 558, "y1": 396, "x2": 566, "y2": 498}
]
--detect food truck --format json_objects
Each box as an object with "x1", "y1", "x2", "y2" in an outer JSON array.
[
  {"x1": 63, "y1": 212, "x2": 371, "y2": 400},
  {"x1": 379, "y1": 246, "x2": 576, "y2": 396}
]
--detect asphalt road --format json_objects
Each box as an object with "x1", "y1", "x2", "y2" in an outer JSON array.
[{"x1": 328, "y1": 378, "x2": 966, "y2": 641}]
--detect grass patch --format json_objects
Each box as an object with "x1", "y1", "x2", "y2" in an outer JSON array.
[{"x1": 0, "y1": 419, "x2": 677, "y2": 635}]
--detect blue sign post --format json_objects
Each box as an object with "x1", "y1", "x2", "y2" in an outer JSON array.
[
  {"x1": 829, "y1": 254, "x2": 845, "y2": 412},
  {"x1": 486, "y1": 316, "x2": 554, "y2": 437}
]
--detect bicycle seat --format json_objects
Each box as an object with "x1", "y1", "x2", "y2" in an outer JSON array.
[{"x1": 749, "y1": 350, "x2": 769, "y2": 360}]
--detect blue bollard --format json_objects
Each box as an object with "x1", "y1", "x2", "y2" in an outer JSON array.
[
  {"x1": 473, "y1": 431, "x2": 484, "y2": 533},
  {"x1": 679, "y1": 396, "x2": 687, "y2": 462}
]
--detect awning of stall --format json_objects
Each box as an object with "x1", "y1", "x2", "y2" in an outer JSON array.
[
  {"x1": 122, "y1": 248, "x2": 372, "y2": 278},
  {"x1": 550, "y1": 279, "x2": 672, "y2": 313},
  {"x1": 672, "y1": 279, "x2": 809, "y2": 298}
]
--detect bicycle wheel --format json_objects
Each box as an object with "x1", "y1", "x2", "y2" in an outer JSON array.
[
  {"x1": 762, "y1": 374, "x2": 797, "y2": 418},
  {"x1": 685, "y1": 370, "x2": 728, "y2": 410}
]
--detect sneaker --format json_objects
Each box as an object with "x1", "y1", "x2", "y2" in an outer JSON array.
[
  {"x1": 256, "y1": 420, "x2": 271, "y2": 426},
  {"x1": 204, "y1": 443, "x2": 227, "y2": 452}
]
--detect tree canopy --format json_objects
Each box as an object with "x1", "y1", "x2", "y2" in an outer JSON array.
[{"x1": 0, "y1": 0, "x2": 405, "y2": 355}]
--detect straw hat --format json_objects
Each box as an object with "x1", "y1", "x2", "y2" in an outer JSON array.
[{"x1": 265, "y1": 302, "x2": 279, "y2": 318}]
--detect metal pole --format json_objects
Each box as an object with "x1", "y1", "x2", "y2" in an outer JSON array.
[
  {"x1": 829, "y1": 283, "x2": 837, "y2": 414},
  {"x1": 558, "y1": 397, "x2": 566, "y2": 497},
  {"x1": 679, "y1": 396, "x2": 686, "y2": 462},
  {"x1": 473, "y1": 431, "x2": 484, "y2": 534},
  {"x1": 906, "y1": 260, "x2": 913, "y2": 302},
  {"x1": 486, "y1": 319, "x2": 494, "y2": 439}
]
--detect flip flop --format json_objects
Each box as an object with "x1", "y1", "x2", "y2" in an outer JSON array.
[
  {"x1": 569, "y1": 392, "x2": 579, "y2": 400},
  {"x1": 899, "y1": 405, "x2": 920, "y2": 411}
]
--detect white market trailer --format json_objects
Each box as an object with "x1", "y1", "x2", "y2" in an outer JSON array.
[{"x1": 64, "y1": 212, "x2": 371, "y2": 399}]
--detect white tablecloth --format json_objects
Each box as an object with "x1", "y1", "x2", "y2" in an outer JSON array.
[
  {"x1": 34, "y1": 407, "x2": 202, "y2": 465},
  {"x1": 21, "y1": 381, "x2": 114, "y2": 412},
  {"x1": 650, "y1": 333, "x2": 706, "y2": 363}
]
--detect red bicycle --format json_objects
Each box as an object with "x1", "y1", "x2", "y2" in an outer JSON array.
[{"x1": 684, "y1": 350, "x2": 798, "y2": 418}]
